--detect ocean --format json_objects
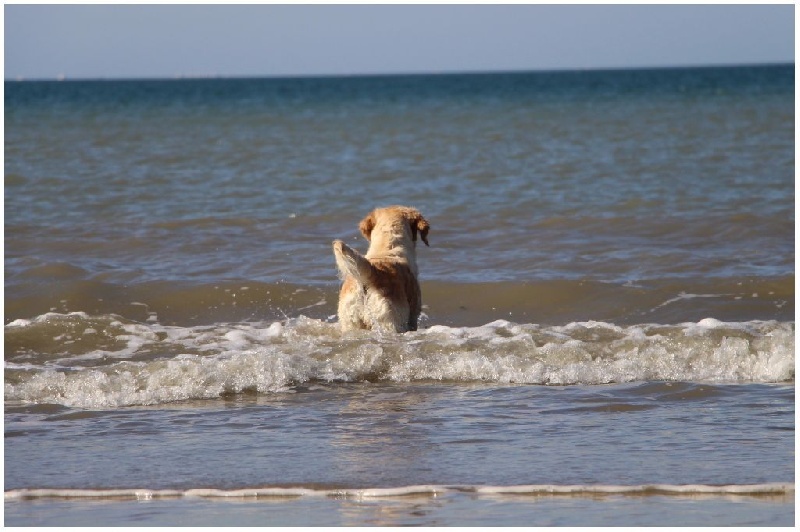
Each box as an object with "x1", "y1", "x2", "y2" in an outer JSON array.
[{"x1": 4, "y1": 65, "x2": 795, "y2": 526}]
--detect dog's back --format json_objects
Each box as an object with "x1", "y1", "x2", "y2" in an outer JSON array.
[
  {"x1": 333, "y1": 206, "x2": 429, "y2": 333},
  {"x1": 334, "y1": 242, "x2": 421, "y2": 332}
]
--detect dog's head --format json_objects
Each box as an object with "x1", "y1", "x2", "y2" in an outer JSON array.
[{"x1": 359, "y1": 206, "x2": 430, "y2": 247}]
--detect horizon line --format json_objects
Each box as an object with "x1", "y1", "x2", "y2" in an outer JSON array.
[{"x1": 5, "y1": 61, "x2": 793, "y2": 83}]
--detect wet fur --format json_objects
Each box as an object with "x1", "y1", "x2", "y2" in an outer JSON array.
[{"x1": 333, "y1": 206, "x2": 430, "y2": 333}]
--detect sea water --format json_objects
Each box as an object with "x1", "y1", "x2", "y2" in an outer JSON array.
[{"x1": 4, "y1": 65, "x2": 794, "y2": 526}]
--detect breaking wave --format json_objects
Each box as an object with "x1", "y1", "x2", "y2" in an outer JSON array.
[{"x1": 5, "y1": 312, "x2": 794, "y2": 409}]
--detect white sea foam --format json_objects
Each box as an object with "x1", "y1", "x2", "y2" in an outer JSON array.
[
  {"x1": 5, "y1": 483, "x2": 793, "y2": 501},
  {"x1": 4, "y1": 314, "x2": 794, "y2": 408}
]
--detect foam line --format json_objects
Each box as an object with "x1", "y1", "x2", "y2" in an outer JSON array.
[
  {"x1": 471, "y1": 483, "x2": 795, "y2": 495},
  {"x1": 5, "y1": 483, "x2": 793, "y2": 501}
]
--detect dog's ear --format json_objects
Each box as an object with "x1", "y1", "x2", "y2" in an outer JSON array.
[
  {"x1": 359, "y1": 211, "x2": 376, "y2": 241},
  {"x1": 411, "y1": 212, "x2": 430, "y2": 246}
]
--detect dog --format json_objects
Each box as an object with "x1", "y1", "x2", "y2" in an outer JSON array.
[{"x1": 333, "y1": 206, "x2": 430, "y2": 333}]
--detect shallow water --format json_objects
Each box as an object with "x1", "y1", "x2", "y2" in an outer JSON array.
[
  {"x1": 4, "y1": 65, "x2": 795, "y2": 525},
  {"x1": 6, "y1": 381, "x2": 795, "y2": 488},
  {"x1": 5, "y1": 381, "x2": 795, "y2": 526}
]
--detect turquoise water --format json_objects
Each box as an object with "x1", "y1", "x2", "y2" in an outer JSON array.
[{"x1": 4, "y1": 65, "x2": 795, "y2": 525}]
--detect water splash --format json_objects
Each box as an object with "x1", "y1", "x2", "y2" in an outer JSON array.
[{"x1": 5, "y1": 314, "x2": 794, "y2": 408}]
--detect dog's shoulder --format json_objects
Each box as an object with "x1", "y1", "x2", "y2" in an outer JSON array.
[
  {"x1": 367, "y1": 258, "x2": 418, "y2": 297},
  {"x1": 369, "y1": 257, "x2": 414, "y2": 277}
]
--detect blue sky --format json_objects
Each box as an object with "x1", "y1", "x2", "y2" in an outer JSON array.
[{"x1": 4, "y1": 4, "x2": 795, "y2": 80}]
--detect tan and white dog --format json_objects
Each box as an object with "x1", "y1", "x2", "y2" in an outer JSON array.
[{"x1": 333, "y1": 206, "x2": 430, "y2": 333}]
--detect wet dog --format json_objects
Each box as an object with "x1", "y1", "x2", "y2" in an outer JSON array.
[{"x1": 333, "y1": 206, "x2": 430, "y2": 333}]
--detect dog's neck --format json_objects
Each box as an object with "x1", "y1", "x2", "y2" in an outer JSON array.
[{"x1": 365, "y1": 224, "x2": 418, "y2": 275}]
